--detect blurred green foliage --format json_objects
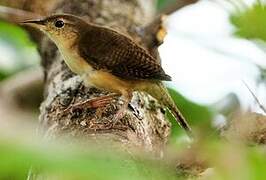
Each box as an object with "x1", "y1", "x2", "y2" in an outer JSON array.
[
  {"x1": 167, "y1": 87, "x2": 214, "y2": 139},
  {"x1": 157, "y1": 0, "x2": 176, "y2": 10},
  {"x1": 230, "y1": 1, "x2": 266, "y2": 41},
  {"x1": 230, "y1": 1, "x2": 266, "y2": 97},
  {"x1": 0, "y1": 137, "x2": 177, "y2": 180},
  {"x1": 0, "y1": 68, "x2": 11, "y2": 81},
  {"x1": 0, "y1": 22, "x2": 34, "y2": 48},
  {"x1": 1, "y1": 133, "x2": 266, "y2": 180},
  {"x1": 0, "y1": 21, "x2": 39, "y2": 81},
  {"x1": 202, "y1": 141, "x2": 266, "y2": 180}
]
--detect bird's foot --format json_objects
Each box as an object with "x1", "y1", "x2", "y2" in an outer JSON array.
[
  {"x1": 105, "y1": 91, "x2": 132, "y2": 128},
  {"x1": 106, "y1": 103, "x2": 142, "y2": 129},
  {"x1": 105, "y1": 103, "x2": 129, "y2": 129},
  {"x1": 62, "y1": 93, "x2": 119, "y2": 114}
]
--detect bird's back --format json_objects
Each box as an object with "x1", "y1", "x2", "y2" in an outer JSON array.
[{"x1": 78, "y1": 24, "x2": 172, "y2": 81}]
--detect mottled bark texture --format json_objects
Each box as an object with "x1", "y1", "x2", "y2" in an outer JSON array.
[{"x1": 21, "y1": 0, "x2": 171, "y2": 153}]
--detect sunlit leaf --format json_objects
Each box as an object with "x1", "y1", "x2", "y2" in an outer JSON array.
[{"x1": 230, "y1": 1, "x2": 266, "y2": 41}]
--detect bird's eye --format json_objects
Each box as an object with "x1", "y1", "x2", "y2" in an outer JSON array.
[{"x1": 54, "y1": 20, "x2": 65, "y2": 28}]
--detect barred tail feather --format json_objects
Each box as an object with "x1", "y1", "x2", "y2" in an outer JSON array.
[{"x1": 143, "y1": 82, "x2": 192, "y2": 136}]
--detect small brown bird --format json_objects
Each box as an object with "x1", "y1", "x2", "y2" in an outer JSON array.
[{"x1": 23, "y1": 14, "x2": 192, "y2": 135}]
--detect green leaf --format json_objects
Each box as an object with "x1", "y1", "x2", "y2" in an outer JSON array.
[{"x1": 230, "y1": 1, "x2": 266, "y2": 41}]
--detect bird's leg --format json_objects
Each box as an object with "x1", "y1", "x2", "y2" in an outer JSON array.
[
  {"x1": 110, "y1": 91, "x2": 133, "y2": 126},
  {"x1": 63, "y1": 93, "x2": 119, "y2": 114}
]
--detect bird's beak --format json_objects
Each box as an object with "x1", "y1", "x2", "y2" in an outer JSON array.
[{"x1": 21, "y1": 20, "x2": 46, "y2": 30}]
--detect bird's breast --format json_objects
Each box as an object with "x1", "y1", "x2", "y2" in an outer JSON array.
[{"x1": 58, "y1": 45, "x2": 93, "y2": 75}]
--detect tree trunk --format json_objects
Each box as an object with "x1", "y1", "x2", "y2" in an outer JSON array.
[{"x1": 22, "y1": 0, "x2": 171, "y2": 153}]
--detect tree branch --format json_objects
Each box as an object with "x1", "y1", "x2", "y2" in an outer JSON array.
[
  {"x1": 0, "y1": 5, "x2": 41, "y2": 23},
  {"x1": 136, "y1": 15, "x2": 167, "y2": 64},
  {"x1": 0, "y1": 67, "x2": 44, "y2": 110},
  {"x1": 158, "y1": 0, "x2": 199, "y2": 15},
  {"x1": 19, "y1": 0, "x2": 171, "y2": 153}
]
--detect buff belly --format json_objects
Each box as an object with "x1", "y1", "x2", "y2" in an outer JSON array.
[
  {"x1": 58, "y1": 45, "x2": 145, "y2": 95},
  {"x1": 82, "y1": 70, "x2": 135, "y2": 95}
]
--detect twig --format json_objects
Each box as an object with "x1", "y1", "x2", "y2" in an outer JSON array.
[
  {"x1": 243, "y1": 81, "x2": 266, "y2": 113},
  {"x1": 0, "y1": 5, "x2": 41, "y2": 23},
  {"x1": 135, "y1": 15, "x2": 167, "y2": 64},
  {"x1": 158, "y1": 0, "x2": 199, "y2": 15},
  {"x1": 142, "y1": 15, "x2": 167, "y2": 46}
]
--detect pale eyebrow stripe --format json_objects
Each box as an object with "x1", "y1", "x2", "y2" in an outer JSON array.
[{"x1": 64, "y1": 19, "x2": 75, "y2": 25}]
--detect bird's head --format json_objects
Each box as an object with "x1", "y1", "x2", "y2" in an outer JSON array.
[{"x1": 22, "y1": 14, "x2": 86, "y2": 47}]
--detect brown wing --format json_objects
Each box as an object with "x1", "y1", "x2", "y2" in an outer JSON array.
[{"x1": 78, "y1": 25, "x2": 171, "y2": 81}]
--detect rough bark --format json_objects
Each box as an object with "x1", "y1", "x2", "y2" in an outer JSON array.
[{"x1": 20, "y1": 0, "x2": 171, "y2": 153}]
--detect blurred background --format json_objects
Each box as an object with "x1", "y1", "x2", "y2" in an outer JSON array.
[{"x1": 1, "y1": 0, "x2": 266, "y2": 179}]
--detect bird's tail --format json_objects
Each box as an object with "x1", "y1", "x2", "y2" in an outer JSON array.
[{"x1": 142, "y1": 82, "x2": 192, "y2": 136}]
